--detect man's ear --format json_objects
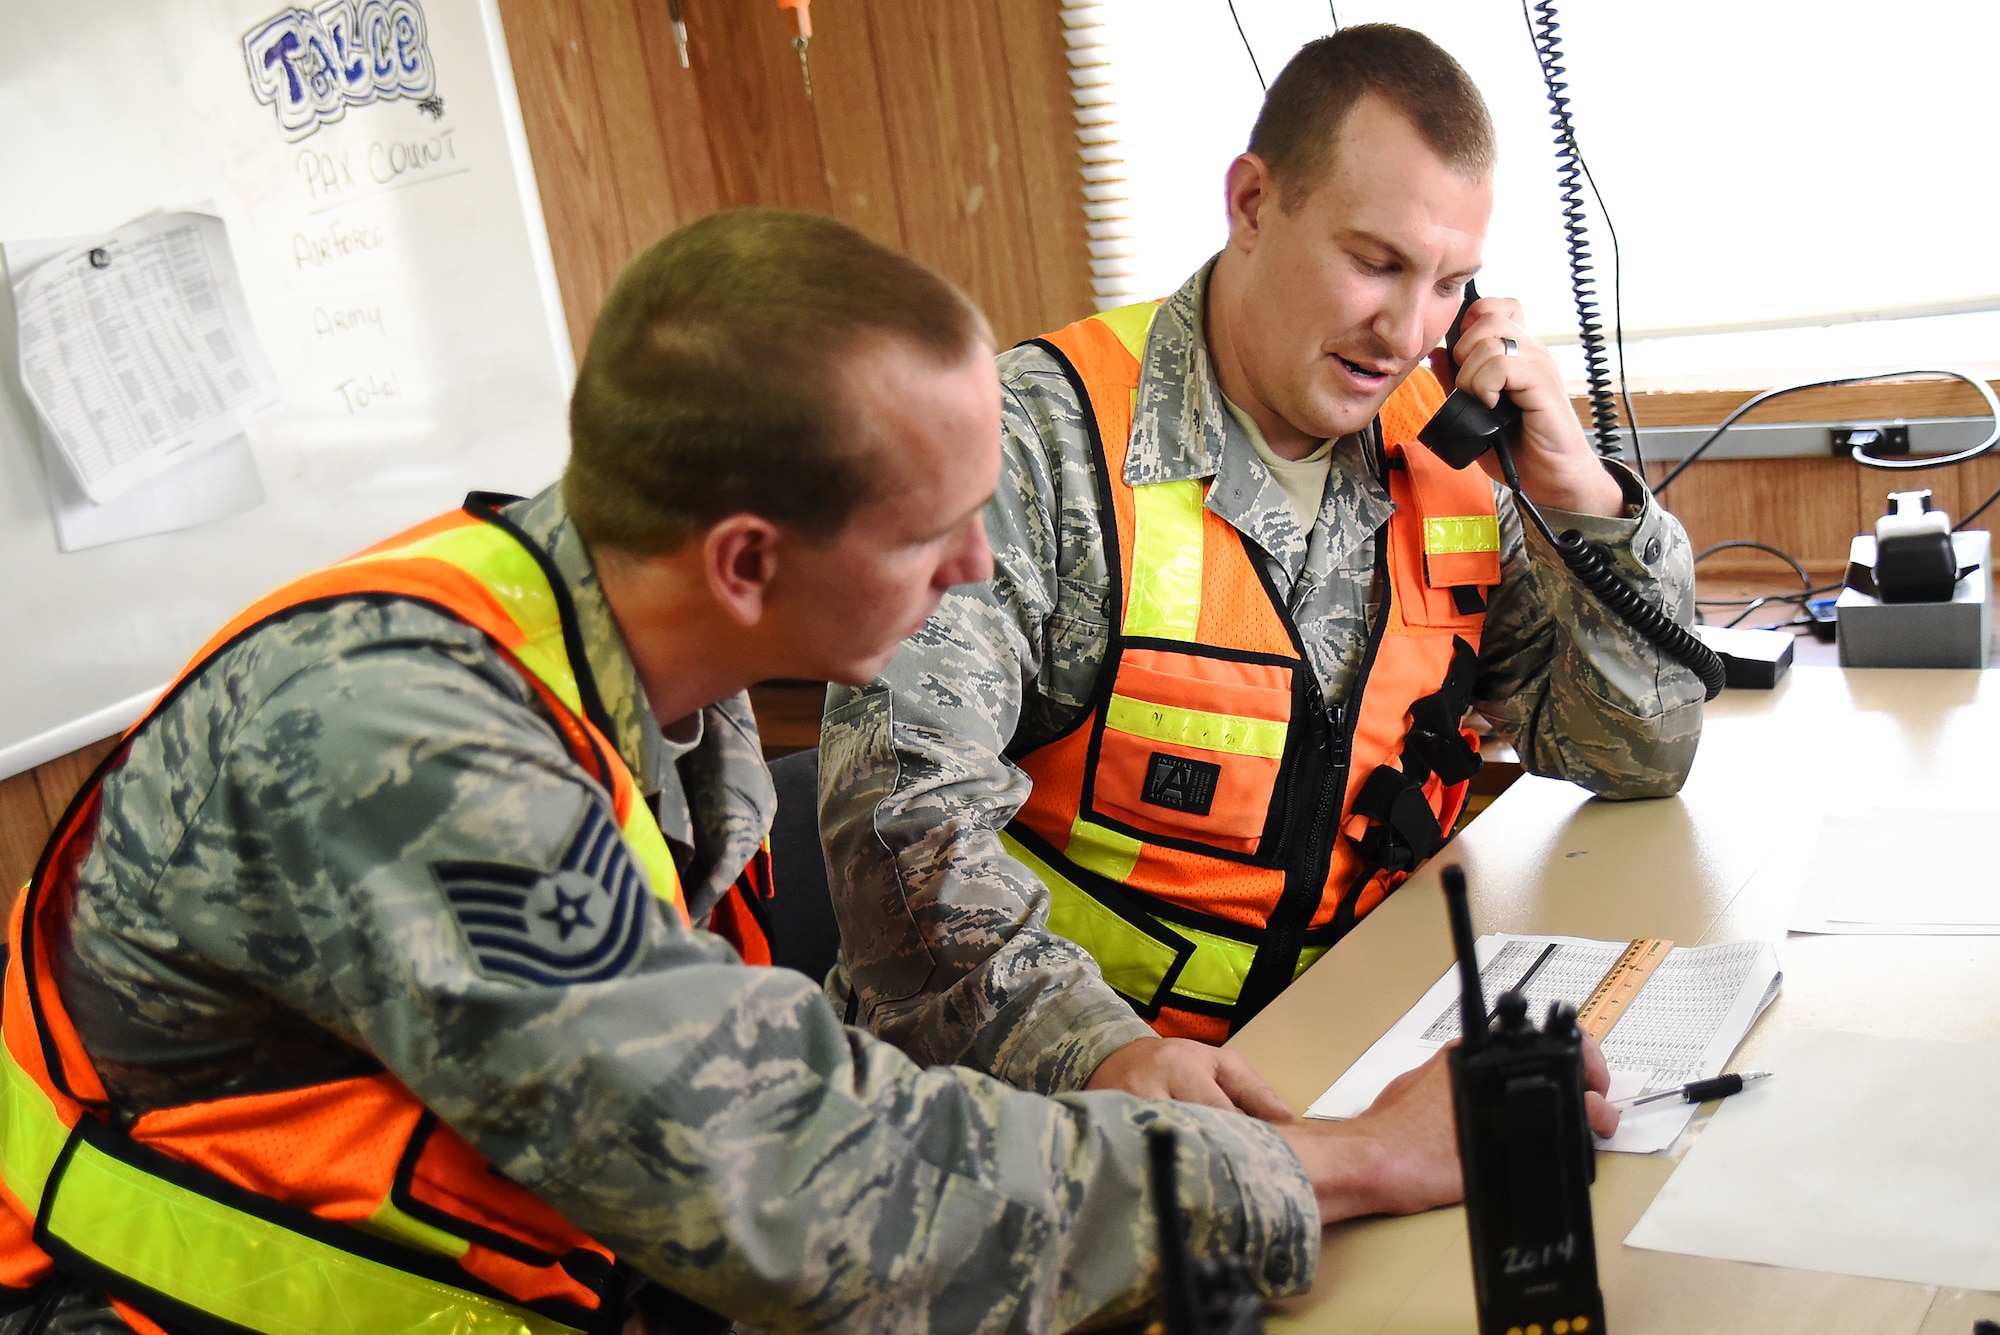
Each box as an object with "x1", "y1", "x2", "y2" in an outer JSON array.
[
  {"x1": 701, "y1": 513, "x2": 784, "y2": 628},
  {"x1": 1223, "y1": 151, "x2": 1278, "y2": 252}
]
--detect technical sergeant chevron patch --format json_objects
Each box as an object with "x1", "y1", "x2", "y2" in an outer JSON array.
[{"x1": 431, "y1": 803, "x2": 652, "y2": 985}]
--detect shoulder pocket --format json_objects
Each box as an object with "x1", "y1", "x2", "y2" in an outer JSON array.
[{"x1": 1386, "y1": 459, "x2": 1498, "y2": 632}]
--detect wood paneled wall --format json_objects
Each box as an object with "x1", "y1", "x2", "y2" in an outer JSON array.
[
  {"x1": 496, "y1": 0, "x2": 721, "y2": 360},
  {"x1": 1589, "y1": 379, "x2": 2000, "y2": 576},
  {"x1": 0, "y1": 739, "x2": 116, "y2": 906},
  {"x1": 1645, "y1": 454, "x2": 2000, "y2": 578},
  {"x1": 497, "y1": 0, "x2": 1094, "y2": 358}
]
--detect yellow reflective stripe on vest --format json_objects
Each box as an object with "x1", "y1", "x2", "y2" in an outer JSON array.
[
  {"x1": 1125, "y1": 479, "x2": 1205, "y2": 640},
  {"x1": 1423, "y1": 515, "x2": 1501, "y2": 556},
  {"x1": 1092, "y1": 303, "x2": 1158, "y2": 362},
  {"x1": 1104, "y1": 696, "x2": 1287, "y2": 760},
  {"x1": 1165, "y1": 927, "x2": 1329, "y2": 1007},
  {"x1": 614, "y1": 804, "x2": 682, "y2": 911},
  {"x1": 1088, "y1": 303, "x2": 1208, "y2": 643},
  {"x1": 346, "y1": 519, "x2": 682, "y2": 912},
  {"x1": 357, "y1": 1197, "x2": 473, "y2": 1260},
  {"x1": 1001, "y1": 835, "x2": 1327, "y2": 1011},
  {"x1": 0, "y1": 1045, "x2": 67, "y2": 1219},
  {"x1": 1066, "y1": 817, "x2": 1141, "y2": 883},
  {"x1": 346, "y1": 523, "x2": 583, "y2": 722},
  {"x1": 1001, "y1": 832, "x2": 1179, "y2": 1004},
  {"x1": 46, "y1": 1143, "x2": 579, "y2": 1335},
  {"x1": 1, "y1": 1048, "x2": 578, "y2": 1335}
]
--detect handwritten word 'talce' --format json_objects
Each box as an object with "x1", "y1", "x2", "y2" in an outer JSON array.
[{"x1": 243, "y1": 0, "x2": 438, "y2": 143}]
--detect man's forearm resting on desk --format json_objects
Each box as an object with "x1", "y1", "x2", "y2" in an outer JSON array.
[{"x1": 1275, "y1": 1038, "x2": 1619, "y2": 1224}]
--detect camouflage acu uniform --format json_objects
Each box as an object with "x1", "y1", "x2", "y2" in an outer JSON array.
[
  {"x1": 14, "y1": 484, "x2": 1318, "y2": 1335},
  {"x1": 819, "y1": 262, "x2": 1704, "y2": 1093}
]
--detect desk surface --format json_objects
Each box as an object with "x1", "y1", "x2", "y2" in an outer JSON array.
[{"x1": 1232, "y1": 667, "x2": 2000, "y2": 1334}]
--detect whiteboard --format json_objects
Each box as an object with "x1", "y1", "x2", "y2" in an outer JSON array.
[{"x1": 0, "y1": 0, "x2": 573, "y2": 778}]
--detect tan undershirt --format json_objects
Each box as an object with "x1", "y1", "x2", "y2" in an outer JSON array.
[{"x1": 1222, "y1": 395, "x2": 1333, "y2": 530}]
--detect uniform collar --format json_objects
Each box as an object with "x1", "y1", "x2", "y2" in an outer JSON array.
[
  {"x1": 506, "y1": 485, "x2": 673, "y2": 788},
  {"x1": 1124, "y1": 261, "x2": 1395, "y2": 587},
  {"x1": 501, "y1": 486, "x2": 776, "y2": 909}
]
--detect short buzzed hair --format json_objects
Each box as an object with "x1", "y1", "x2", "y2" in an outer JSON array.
[
  {"x1": 565, "y1": 208, "x2": 989, "y2": 555},
  {"x1": 1248, "y1": 24, "x2": 1495, "y2": 210}
]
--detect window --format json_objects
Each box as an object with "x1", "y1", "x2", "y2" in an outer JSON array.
[{"x1": 1065, "y1": 0, "x2": 2000, "y2": 392}]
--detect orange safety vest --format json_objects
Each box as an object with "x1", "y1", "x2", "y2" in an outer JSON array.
[
  {"x1": 0, "y1": 497, "x2": 741, "y2": 1335},
  {"x1": 1003, "y1": 304, "x2": 1501, "y2": 1043}
]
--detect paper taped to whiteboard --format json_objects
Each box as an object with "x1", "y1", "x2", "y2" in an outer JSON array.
[{"x1": 12, "y1": 212, "x2": 278, "y2": 505}]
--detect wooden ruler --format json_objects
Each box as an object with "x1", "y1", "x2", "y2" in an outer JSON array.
[{"x1": 1576, "y1": 937, "x2": 1673, "y2": 1039}]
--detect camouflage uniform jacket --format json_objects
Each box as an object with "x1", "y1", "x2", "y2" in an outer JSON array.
[
  {"x1": 819, "y1": 263, "x2": 1705, "y2": 1094},
  {"x1": 18, "y1": 484, "x2": 1318, "y2": 1335}
]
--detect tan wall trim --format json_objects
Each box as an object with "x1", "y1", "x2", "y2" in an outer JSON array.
[{"x1": 1571, "y1": 378, "x2": 2000, "y2": 430}]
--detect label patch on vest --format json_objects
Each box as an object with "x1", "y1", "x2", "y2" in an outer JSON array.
[
  {"x1": 1141, "y1": 752, "x2": 1221, "y2": 816},
  {"x1": 430, "y1": 803, "x2": 652, "y2": 986}
]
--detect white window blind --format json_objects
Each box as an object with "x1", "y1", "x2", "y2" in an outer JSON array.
[
  {"x1": 1062, "y1": 2, "x2": 1140, "y2": 310},
  {"x1": 1065, "y1": 1, "x2": 2000, "y2": 391}
]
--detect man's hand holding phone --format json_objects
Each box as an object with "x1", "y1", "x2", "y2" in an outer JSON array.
[{"x1": 1427, "y1": 291, "x2": 1624, "y2": 519}]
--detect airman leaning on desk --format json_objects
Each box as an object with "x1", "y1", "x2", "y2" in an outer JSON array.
[
  {"x1": 820, "y1": 25, "x2": 1703, "y2": 1116},
  {"x1": 0, "y1": 210, "x2": 1567, "y2": 1335}
]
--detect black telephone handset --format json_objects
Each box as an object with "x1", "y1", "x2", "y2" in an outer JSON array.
[
  {"x1": 1412, "y1": 282, "x2": 1728, "y2": 701},
  {"x1": 1419, "y1": 280, "x2": 1524, "y2": 470}
]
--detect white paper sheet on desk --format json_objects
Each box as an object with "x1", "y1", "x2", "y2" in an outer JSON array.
[
  {"x1": 1788, "y1": 809, "x2": 2000, "y2": 933},
  {"x1": 1626, "y1": 1028, "x2": 2000, "y2": 1289},
  {"x1": 1305, "y1": 934, "x2": 1781, "y2": 1154},
  {"x1": 9, "y1": 212, "x2": 278, "y2": 505}
]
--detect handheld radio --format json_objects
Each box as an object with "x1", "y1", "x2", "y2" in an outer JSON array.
[{"x1": 1442, "y1": 864, "x2": 1607, "y2": 1335}]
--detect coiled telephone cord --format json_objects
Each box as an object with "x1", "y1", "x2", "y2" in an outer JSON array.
[
  {"x1": 1499, "y1": 442, "x2": 1727, "y2": 701},
  {"x1": 1524, "y1": 0, "x2": 1623, "y2": 458}
]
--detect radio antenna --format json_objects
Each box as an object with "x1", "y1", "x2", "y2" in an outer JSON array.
[{"x1": 1442, "y1": 865, "x2": 1487, "y2": 1049}]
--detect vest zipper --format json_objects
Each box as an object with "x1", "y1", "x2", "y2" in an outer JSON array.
[
  {"x1": 1271, "y1": 680, "x2": 1329, "y2": 859},
  {"x1": 1231, "y1": 545, "x2": 1392, "y2": 1029},
  {"x1": 1325, "y1": 583, "x2": 1394, "y2": 942}
]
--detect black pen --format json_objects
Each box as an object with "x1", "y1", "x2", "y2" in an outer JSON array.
[{"x1": 1615, "y1": 1071, "x2": 1772, "y2": 1109}]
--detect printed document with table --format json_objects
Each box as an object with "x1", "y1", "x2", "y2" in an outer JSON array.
[
  {"x1": 1308, "y1": 934, "x2": 1780, "y2": 1153},
  {"x1": 7, "y1": 212, "x2": 277, "y2": 551}
]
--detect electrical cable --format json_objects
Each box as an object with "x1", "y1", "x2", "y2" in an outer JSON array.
[
  {"x1": 1406, "y1": 0, "x2": 1719, "y2": 694},
  {"x1": 1845, "y1": 371, "x2": 2000, "y2": 472},
  {"x1": 1690, "y1": 540, "x2": 1833, "y2": 628},
  {"x1": 1652, "y1": 368, "x2": 2000, "y2": 498},
  {"x1": 1576, "y1": 152, "x2": 1643, "y2": 470},
  {"x1": 1957, "y1": 482, "x2": 2000, "y2": 531},
  {"x1": 1693, "y1": 540, "x2": 1811, "y2": 593},
  {"x1": 1226, "y1": 1, "x2": 1264, "y2": 90},
  {"x1": 1521, "y1": 0, "x2": 1622, "y2": 458}
]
